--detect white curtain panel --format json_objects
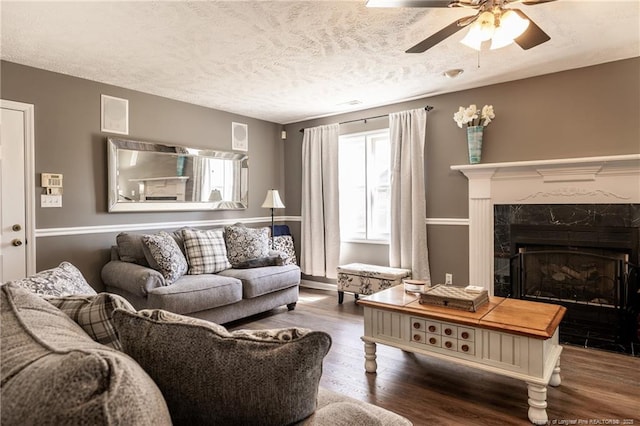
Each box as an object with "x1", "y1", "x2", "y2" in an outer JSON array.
[
  {"x1": 389, "y1": 108, "x2": 431, "y2": 283},
  {"x1": 192, "y1": 156, "x2": 205, "y2": 201},
  {"x1": 301, "y1": 123, "x2": 341, "y2": 279}
]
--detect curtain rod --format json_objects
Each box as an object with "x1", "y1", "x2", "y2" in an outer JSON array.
[{"x1": 298, "y1": 105, "x2": 434, "y2": 133}]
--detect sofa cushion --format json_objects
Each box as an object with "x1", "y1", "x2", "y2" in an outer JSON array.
[
  {"x1": 146, "y1": 274, "x2": 242, "y2": 314},
  {"x1": 116, "y1": 232, "x2": 150, "y2": 266},
  {"x1": 182, "y1": 228, "x2": 232, "y2": 274},
  {"x1": 44, "y1": 293, "x2": 136, "y2": 350},
  {"x1": 218, "y1": 264, "x2": 301, "y2": 299},
  {"x1": 142, "y1": 231, "x2": 188, "y2": 284},
  {"x1": 298, "y1": 387, "x2": 412, "y2": 426},
  {"x1": 224, "y1": 224, "x2": 270, "y2": 267},
  {"x1": 9, "y1": 261, "x2": 97, "y2": 296},
  {"x1": 113, "y1": 308, "x2": 331, "y2": 426},
  {"x1": 0, "y1": 283, "x2": 171, "y2": 425}
]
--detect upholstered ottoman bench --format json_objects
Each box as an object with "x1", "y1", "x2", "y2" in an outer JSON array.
[{"x1": 336, "y1": 263, "x2": 411, "y2": 304}]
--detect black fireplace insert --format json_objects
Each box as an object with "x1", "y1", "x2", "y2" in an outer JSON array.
[{"x1": 509, "y1": 224, "x2": 640, "y2": 354}]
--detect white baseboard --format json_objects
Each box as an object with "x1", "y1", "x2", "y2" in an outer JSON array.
[{"x1": 300, "y1": 279, "x2": 337, "y2": 292}]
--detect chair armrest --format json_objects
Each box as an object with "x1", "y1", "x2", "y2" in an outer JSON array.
[{"x1": 101, "y1": 260, "x2": 165, "y2": 298}]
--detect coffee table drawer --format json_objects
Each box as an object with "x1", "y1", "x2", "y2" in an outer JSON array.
[
  {"x1": 426, "y1": 333, "x2": 441, "y2": 347},
  {"x1": 411, "y1": 330, "x2": 426, "y2": 343},
  {"x1": 411, "y1": 318, "x2": 425, "y2": 331},
  {"x1": 426, "y1": 321, "x2": 441, "y2": 334},
  {"x1": 442, "y1": 338, "x2": 458, "y2": 351},
  {"x1": 457, "y1": 327, "x2": 475, "y2": 342}
]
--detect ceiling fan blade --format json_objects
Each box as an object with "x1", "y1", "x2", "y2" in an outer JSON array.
[
  {"x1": 366, "y1": 0, "x2": 452, "y2": 7},
  {"x1": 406, "y1": 17, "x2": 473, "y2": 53},
  {"x1": 521, "y1": 0, "x2": 557, "y2": 5},
  {"x1": 512, "y1": 9, "x2": 551, "y2": 50}
]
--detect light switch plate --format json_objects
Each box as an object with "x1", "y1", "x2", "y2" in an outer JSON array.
[{"x1": 41, "y1": 194, "x2": 62, "y2": 208}]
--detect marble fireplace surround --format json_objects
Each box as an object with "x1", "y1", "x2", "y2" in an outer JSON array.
[{"x1": 451, "y1": 154, "x2": 640, "y2": 296}]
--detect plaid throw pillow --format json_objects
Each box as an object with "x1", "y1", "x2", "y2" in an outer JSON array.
[
  {"x1": 45, "y1": 293, "x2": 136, "y2": 350},
  {"x1": 181, "y1": 228, "x2": 231, "y2": 274}
]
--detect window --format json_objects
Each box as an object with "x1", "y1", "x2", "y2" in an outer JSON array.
[{"x1": 339, "y1": 129, "x2": 390, "y2": 242}]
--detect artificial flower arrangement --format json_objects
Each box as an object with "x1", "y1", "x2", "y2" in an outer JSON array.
[{"x1": 453, "y1": 104, "x2": 495, "y2": 128}]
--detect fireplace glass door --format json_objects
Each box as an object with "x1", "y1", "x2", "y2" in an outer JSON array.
[{"x1": 514, "y1": 247, "x2": 627, "y2": 307}]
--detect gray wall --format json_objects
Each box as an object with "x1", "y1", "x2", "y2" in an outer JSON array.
[
  {"x1": 3, "y1": 58, "x2": 638, "y2": 290},
  {"x1": 1, "y1": 61, "x2": 285, "y2": 289},
  {"x1": 283, "y1": 58, "x2": 640, "y2": 286}
]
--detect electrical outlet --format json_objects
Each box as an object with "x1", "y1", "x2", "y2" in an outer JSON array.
[{"x1": 445, "y1": 273, "x2": 453, "y2": 285}]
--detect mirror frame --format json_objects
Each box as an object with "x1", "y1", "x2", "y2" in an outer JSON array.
[{"x1": 107, "y1": 137, "x2": 248, "y2": 212}]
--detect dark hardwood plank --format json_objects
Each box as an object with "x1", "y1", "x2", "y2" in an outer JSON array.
[{"x1": 227, "y1": 289, "x2": 640, "y2": 425}]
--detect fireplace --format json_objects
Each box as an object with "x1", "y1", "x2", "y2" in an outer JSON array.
[
  {"x1": 507, "y1": 223, "x2": 639, "y2": 352},
  {"x1": 451, "y1": 154, "x2": 640, "y2": 355}
]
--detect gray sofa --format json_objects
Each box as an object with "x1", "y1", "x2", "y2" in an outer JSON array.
[
  {"x1": 101, "y1": 229, "x2": 300, "y2": 324},
  {"x1": 0, "y1": 283, "x2": 412, "y2": 425}
]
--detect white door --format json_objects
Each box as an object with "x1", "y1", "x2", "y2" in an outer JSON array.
[{"x1": 1, "y1": 100, "x2": 35, "y2": 282}]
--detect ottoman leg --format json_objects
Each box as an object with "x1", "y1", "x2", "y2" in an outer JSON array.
[{"x1": 338, "y1": 291, "x2": 344, "y2": 304}]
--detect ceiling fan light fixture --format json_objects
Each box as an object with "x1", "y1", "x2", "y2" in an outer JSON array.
[
  {"x1": 501, "y1": 10, "x2": 530, "y2": 39},
  {"x1": 460, "y1": 22, "x2": 483, "y2": 51},
  {"x1": 460, "y1": 11, "x2": 495, "y2": 51},
  {"x1": 490, "y1": 10, "x2": 530, "y2": 50},
  {"x1": 490, "y1": 25, "x2": 515, "y2": 50},
  {"x1": 477, "y1": 11, "x2": 496, "y2": 41}
]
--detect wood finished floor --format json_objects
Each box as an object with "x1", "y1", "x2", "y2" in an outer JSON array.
[{"x1": 226, "y1": 288, "x2": 640, "y2": 426}]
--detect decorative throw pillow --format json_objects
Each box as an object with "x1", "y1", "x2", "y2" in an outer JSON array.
[
  {"x1": 9, "y1": 261, "x2": 97, "y2": 296},
  {"x1": 142, "y1": 231, "x2": 188, "y2": 285},
  {"x1": 272, "y1": 235, "x2": 298, "y2": 265},
  {"x1": 233, "y1": 253, "x2": 286, "y2": 269},
  {"x1": 181, "y1": 228, "x2": 231, "y2": 274},
  {"x1": 45, "y1": 293, "x2": 136, "y2": 350},
  {"x1": 112, "y1": 308, "x2": 331, "y2": 426},
  {"x1": 116, "y1": 232, "x2": 150, "y2": 266},
  {"x1": 224, "y1": 225, "x2": 270, "y2": 267}
]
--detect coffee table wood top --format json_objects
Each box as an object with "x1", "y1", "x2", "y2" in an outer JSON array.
[{"x1": 358, "y1": 286, "x2": 566, "y2": 339}]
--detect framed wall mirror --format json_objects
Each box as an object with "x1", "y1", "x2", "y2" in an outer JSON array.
[{"x1": 108, "y1": 137, "x2": 248, "y2": 212}]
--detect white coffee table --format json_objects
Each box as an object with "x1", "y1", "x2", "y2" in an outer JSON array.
[{"x1": 358, "y1": 286, "x2": 566, "y2": 425}]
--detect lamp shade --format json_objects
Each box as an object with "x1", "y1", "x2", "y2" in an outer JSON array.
[
  {"x1": 490, "y1": 10, "x2": 529, "y2": 50},
  {"x1": 261, "y1": 189, "x2": 285, "y2": 209}
]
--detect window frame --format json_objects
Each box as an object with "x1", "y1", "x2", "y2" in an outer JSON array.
[{"x1": 338, "y1": 128, "x2": 390, "y2": 244}]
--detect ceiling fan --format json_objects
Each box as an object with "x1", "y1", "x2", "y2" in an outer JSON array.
[{"x1": 366, "y1": 0, "x2": 555, "y2": 53}]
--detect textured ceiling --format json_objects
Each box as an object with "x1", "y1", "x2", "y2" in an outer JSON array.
[{"x1": 1, "y1": 1, "x2": 639, "y2": 124}]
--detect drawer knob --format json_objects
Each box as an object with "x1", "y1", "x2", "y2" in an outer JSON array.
[
  {"x1": 445, "y1": 341, "x2": 452, "y2": 349},
  {"x1": 444, "y1": 328, "x2": 452, "y2": 336},
  {"x1": 428, "y1": 325, "x2": 436, "y2": 332},
  {"x1": 413, "y1": 322, "x2": 421, "y2": 329},
  {"x1": 461, "y1": 332, "x2": 469, "y2": 339},
  {"x1": 413, "y1": 334, "x2": 421, "y2": 342},
  {"x1": 461, "y1": 344, "x2": 469, "y2": 352},
  {"x1": 429, "y1": 337, "x2": 436, "y2": 344}
]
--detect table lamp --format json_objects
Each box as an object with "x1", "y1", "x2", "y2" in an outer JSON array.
[{"x1": 261, "y1": 189, "x2": 285, "y2": 247}]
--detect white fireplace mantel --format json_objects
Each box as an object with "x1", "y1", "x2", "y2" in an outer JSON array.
[{"x1": 451, "y1": 154, "x2": 640, "y2": 294}]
